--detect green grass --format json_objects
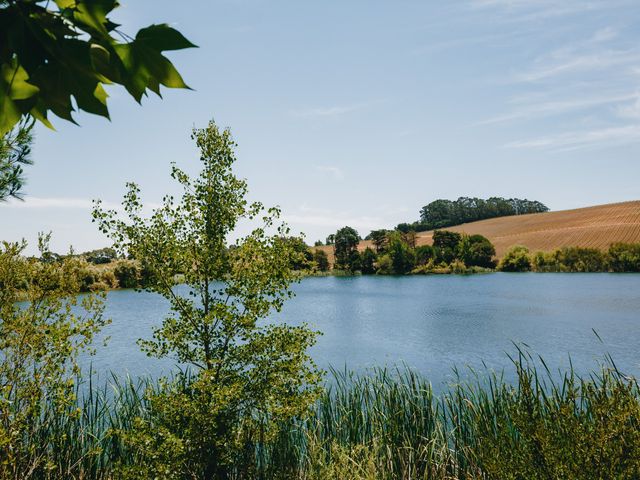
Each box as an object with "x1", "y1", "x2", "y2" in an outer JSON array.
[{"x1": 7, "y1": 351, "x2": 640, "y2": 479}]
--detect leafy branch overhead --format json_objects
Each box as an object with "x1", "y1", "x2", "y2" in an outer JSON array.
[{"x1": 0, "y1": 0, "x2": 196, "y2": 135}]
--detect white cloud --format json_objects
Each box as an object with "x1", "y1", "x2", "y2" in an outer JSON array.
[
  {"x1": 504, "y1": 124, "x2": 640, "y2": 151},
  {"x1": 469, "y1": 0, "x2": 627, "y2": 22},
  {"x1": 516, "y1": 49, "x2": 640, "y2": 82},
  {"x1": 617, "y1": 94, "x2": 640, "y2": 119},
  {"x1": 477, "y1": 93, "x2": 637, "y2": 125},
  {"x1": 314, "y1": 165, "x2": 345, "y2": 181}
]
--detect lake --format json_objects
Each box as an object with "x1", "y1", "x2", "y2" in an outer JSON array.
[{"x1": 86, "y1": 273, "x2": 640, "y2": 390}]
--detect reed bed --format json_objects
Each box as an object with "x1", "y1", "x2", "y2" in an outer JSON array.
[{"x1": 8, "y1": 352, "x2": 640, "y2": 479}]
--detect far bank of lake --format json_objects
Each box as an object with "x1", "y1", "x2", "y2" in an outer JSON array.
[{"x1": 86, "y1": 273, "x2": 640, "y2": 390}]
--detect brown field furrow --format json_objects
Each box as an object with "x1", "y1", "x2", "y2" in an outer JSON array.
[{"x1": 315, "y1": 201, "x2": 640, "y2": 265}]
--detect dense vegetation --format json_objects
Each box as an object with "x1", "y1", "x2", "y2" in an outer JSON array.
[
  {"x1": 15, "y1": 235, "x2": 640, "y2": 297},
  {"x1": 395, "y1": 196, "x2": 549, "y2": 233},
  {"x1": 319, "y1": 226, "x2": 640, "y2": 275},
  {"x1": 1, "y1": 349, "x2": 639, "y2": 479},
  {"x1": 0, "y1": 0, "x2": 195, "y2": 136},
  {"x1": 499, "y1": 243, "x2": 640, "y2": 273}
]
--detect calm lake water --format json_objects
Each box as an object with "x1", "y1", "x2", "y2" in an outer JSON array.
[{"x1": 86, "y1": 274, "x2": 640, "y2": 390}]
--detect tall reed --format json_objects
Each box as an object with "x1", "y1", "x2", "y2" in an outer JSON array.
[{"x1": 8, "y1": 353, "x2": 640, "y2": 479}]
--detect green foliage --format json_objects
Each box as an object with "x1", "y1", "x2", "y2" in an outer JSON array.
[
  {"x1": 284, "y1": 354, "x2": 640, "y2": 479},
  {"x1": 405, "y1": 196, "x2": 550, "y2": 232},
  {"x1": 532, "y1": 247, "x2": 609, "y2": 272},
  {"x1": 313, "y1": 249, "x2": 329, "y2": 272},
  {"x1": 93, "y1": 120, "x2": 321, "y2": 478},
  {"x1": 0, "y1": 0, "x2": 196, "y2": 135},
  {"x1": 0, "y1": 234, "x2": 108, "y2": 478},
  {"x1": 375, "y1": 253, "x2": 392, "y2": 275},
  {"x1": 83, "y1": 247, "x2": 117, "y2": 264},
  {"x1": 433, "y1": 230, "x2": 462, "y2": 264},
  {"x1": 609, "y1": 243, "x2": 640, "y2": 272},
  {"x1": 0, "y1": 118, "x2": 33, "y2": 200},
  {"x1": 458, "y1": 233, "x2": 496, "y2": 268},
  {"x1": 360, "y1": 247, "x2": 377, "y2": 274},
  {"x1": 386, "y1": 231, "x2": 416, "y2": 274},
  {"x1": 415, "y1": 244, "x2": 435, "y2": 265},
  {"x1": 333, "y1": 226, "x2": 361, "y2": 272},
  {"x1": 284, "y1": 236, "x2": 314, "y2": 270},
  {"x1": 499, "y1": 245, "x2": 532, "y2": 272},
  {"x1": 113, "y1": 259, "x2": 139, "y2": 288},
  {"x1": 367, "y1": 229, "x2": 389, "y2": 253}
]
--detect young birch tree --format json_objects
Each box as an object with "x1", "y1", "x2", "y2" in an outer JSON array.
[{"x1": 92, "y1": 120, "x2": 321, "y2": 479}]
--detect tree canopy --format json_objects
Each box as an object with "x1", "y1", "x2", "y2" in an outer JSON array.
[
  {"x1": 333, "y1": 226, "x2": 361, "y2": 271},
  {"x1": 0, "y1": 0, "x2": 196, "y2": 135},
  {"x1": 398, "y1": 197, "x2": 549, "y2": 232},
  {"x1": 93, "y1": 121, "x2": 321, "y2": 477}
]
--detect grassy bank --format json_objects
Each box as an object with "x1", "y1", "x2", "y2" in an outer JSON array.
[{"x1": 9, "y1": 352, "x2": 640, "y2": 479}]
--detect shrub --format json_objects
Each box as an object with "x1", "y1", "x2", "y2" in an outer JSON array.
[
  {"x1": 609, "y1": 243, "x2": 640, "y2": 272},
  {"x1": 113, "y1": 261, "x2": 140, "y2": 289},
  {"x1": 531, "y1": 250, "x2": 559, "y2": 272},
  {"x1": 375, "y1": 254, "x2": 393, "y2": 274},
  {"x1": 387, "y1": 232, "x2": 416, "y2": 274},
  {"x1": 554, "y1": 246, "x2": 609, "y2": 272},
  {"x1": 415, "y1": 245, "x2": 435, "y2": 265},
  {"x1": 100, "y1": 269, "x2": 119, "y2": 289},
  {"x1": 499, "y1": 245, "x2": 531, "y2": 272},
  {"x1": 450, "y1": 259, "x2": 468, "y2": 274},
  {"x1": 433, "y1": 230, "x2": 462, "y2": 264},
  {"x1": 458, "y1": 234, "x2": 496, "y2": 268},
  {"x1": 0, "y1": 237, "x2": 107, "y2": 479},
  {"x1": 360, "y1": 247, "x2": 377, "y2": 274},
  {"x1": 313, "y1": 249, "x2": 329, "y2": 272}
]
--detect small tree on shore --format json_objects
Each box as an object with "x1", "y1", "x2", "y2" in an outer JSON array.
[
  {"x1": 334, "y1": 226, "x2": 361, "y2": 271},
  {"x1": 93, "y1": 120, "x2": 321, "y2": 478},
  {"x1": 0, "y1": 235, "x2": 107, "y2": 478}
]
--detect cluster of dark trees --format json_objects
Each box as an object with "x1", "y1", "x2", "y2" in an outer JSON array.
[
  {"x1": 396, "y1": 197, "x2": 549, "y2": 233},
  {"x1": 282, "y1": 237, "x2": 330, "y2": 272},
  {"x1": 328, "y1": 226, "x2": 496, "y2": 275},
  {"x1": 499, "y1": 243, "x2": 640, "y2": 273}
]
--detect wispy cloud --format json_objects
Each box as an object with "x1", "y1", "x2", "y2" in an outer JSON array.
[
  {"x1": 504, "y1": 124, "x2": 640, "y2": 151},
  {"x1": 469, "y1": 0, "x2": 627, "y2": 23},
  {"x1": 477, "y1": 93, "x2": 637, "y2": 125},
  {"x1": 314, "y1": 165, "x2": 345, "y2": 181},
  {"x1": 617, "y1": 94, "x2": 640, "y2": 119},
  {"x1": 290, "y1": 99, "x2": 387, "y2": 119},
  {"x1": 516, "y1": 48, "x2": 640, "y2": 82}
]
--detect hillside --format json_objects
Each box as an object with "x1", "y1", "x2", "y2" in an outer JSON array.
[{"x1": 318, "y1": 201, "x2": 640, "y2": 263}]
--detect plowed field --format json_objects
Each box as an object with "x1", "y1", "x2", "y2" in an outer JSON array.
[{"x1": 316, "y1": 201, "x2": 640, "y2": 264}]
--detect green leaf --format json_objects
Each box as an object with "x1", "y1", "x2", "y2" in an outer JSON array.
[
  {"x1": 0, "y1": 61, "x2": 40, "y2": 135},
  {"x1": 137, "y1": 44, "x2": 190, "y2": 90},
  {"x1": 136, "y1": 24, "x2": 198, "y2": 51},
  {"x1": 70, "y1": 0, "x2": 119, "y2": 38},
  {"x1": 1, "y1": 61, "x2": 40, "y2": 100},
  {"x1": 0, "y1": 95, "x2": 22, "y2": 136}
]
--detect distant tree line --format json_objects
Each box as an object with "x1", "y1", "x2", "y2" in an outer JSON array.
[
  {"x1": 396, "y1": 197, "x2": 549, "y2": 233},
  {"x1": 329, "y1": 226, "x2": 496, "y2": 275},
  {"x1": 28, "y1": 233, "x2": 640, "y2": 293},
  {"x1": 316, "y1": 225, "x2": 640, "y2": 276},
  {"x1": 498, "y1": 243, "x2": 640, "y2": 273}
]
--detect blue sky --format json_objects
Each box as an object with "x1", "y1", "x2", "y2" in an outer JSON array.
[{"x1": 3, "y1": 0, "x2": 640, "y2": 254}]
